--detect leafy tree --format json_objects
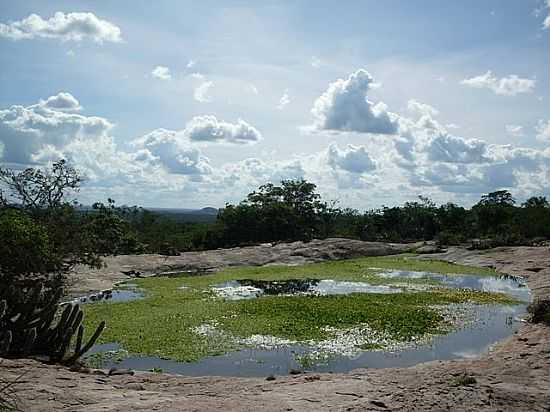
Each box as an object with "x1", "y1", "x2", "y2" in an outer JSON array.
[
  {"x1": 217, "y1": 179, "x2": 328, "y2": 245},
  {"x1": 472, "y1": 190, "x2": 517, "y2": 236},
  {"x1": 522, "y1": 196, "x2": 549, "y2": 209},
  {"x1": 0, "y1": 160, "x2": 141, "y2": 310},
  {"x1": 520, "y1": 196, "x2": 550, "y2": 239}
]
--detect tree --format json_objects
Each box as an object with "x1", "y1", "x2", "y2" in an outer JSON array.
[
  {"x1": 473, "y1": 190, "x2": 517, "y2": 235},
  {"x1": 520, "y1": 196, "x2": 550, "y2": 239},
  {"x1": 0, "y1": 160, "x2": 80, "y2": 209},
  {"x1": 477, "y1": 190, "x2": 515, "y2": 207},
  {"x1": 522, "y1": 196, "x2": 549, "y2": 209},
  {"x1": 0, "y1": 161, "x2": 134, "y2": 363},
  {"x1": 217, "y1": 179, "x2": 328, "y2": 245}
]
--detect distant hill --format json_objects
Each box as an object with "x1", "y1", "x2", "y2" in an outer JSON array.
[
  {"x1": 146, "y1": 207, "x2": 219, "y2": 223},
  {"x1": 199, "y1": 207, "x2": 219, "y2": 215},
  {"x1": 78, "y1": 205, "x2": 219, "y2": 223}
]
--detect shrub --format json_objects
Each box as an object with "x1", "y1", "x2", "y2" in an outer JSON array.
[{"x1": 528, "y1": 300, "x2": 550, "y2": 325}]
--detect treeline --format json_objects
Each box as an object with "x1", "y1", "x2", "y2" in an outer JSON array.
[{"x1": 120, "y1": 180, "x2": 550, "y2": 253}]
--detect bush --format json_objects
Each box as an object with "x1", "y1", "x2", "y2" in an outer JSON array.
[
  {"x1": 528, "y1": 300, "x2": 550, "y2": 325},
  {"x1": 436, "y1": 231, "x2": 463, "y2": 246}
]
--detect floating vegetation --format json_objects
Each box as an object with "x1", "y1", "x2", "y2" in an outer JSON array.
[{"x1": 81, "y1": 256, "x2": 528, "y2": 375}]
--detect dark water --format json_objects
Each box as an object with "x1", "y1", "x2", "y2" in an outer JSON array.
[{"x1": 86, "y1": 271, "x2": 530, "y2": 377}]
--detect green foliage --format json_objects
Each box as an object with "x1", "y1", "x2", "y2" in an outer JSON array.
[
  {"x1": 111, "y1": 182, "x2": 550, "y2": 253},
  {"x1": 451, "y1": 374, "x2": 477, "y2": 386},
  {"x1": 528, "y1": 300, "x2": 550, "y2": 325},
  {"x1": 0, "y1": 292, "x2": 105, "y2": 364},
  {"x1": 84, "y1": 199, "x2": 144, "y2": 255},
  {"x1": 82, "y1": 256, "x2": 511, "y2": 362},
  {"x1": 0, "y1": 160, "x2": 127, "y2": 364},
  {"x1": 216, "y1": 179, "x2": 332, "y2": 245},
  {"x1": 0, "y1": 209, "x2": 53, "y2": 276}
]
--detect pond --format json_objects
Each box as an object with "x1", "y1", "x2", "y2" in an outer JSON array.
[
  {"x1": 88, "y1": 302, "x2": 522, "y2": 376},
  {"x1": 84, "y1": 267, "x2": 530, "y2": 377}
]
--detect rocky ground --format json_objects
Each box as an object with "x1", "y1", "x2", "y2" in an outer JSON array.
[{"x1": 1, "y1": 241, "x2": 549, "y2": 411}]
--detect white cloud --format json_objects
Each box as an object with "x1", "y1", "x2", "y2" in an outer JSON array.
[
  {"x1": 186, "y1": 59, "x2": 196, "y2": 69},
  {"x1": 505, "y1": 124, "x2": 524, "y2": 138},
  {"x1": 0, "y1": 93, "x2": 111, "y2": 164},
  {"x1": 151, "y1": 66, "x2": 171, "y2": 81},
  {"x1": 194, "y1": 80, "x2": 214, "y2": 102},
  {"x1": 0, "y1": 12, "x2": 122, "y2": 43},
  {"x1": 407, "y1": 99, "x2": 439, "y2": 117},
  {"x1": 184, "y1": 115, "x2": 262, "y2": 144},
  {"x1": 536, "y1": 120, "x2": 550, "y2": 142},
  {"x1": 311, "y1": 69, "x2": 399, "y2": 134},
  {"x1": 427, "y1": 132, "x2": 489, "y2": 164},
  {"x1": 311, "y1": 56, "x2": 322, "y2": 69},
  {"x1": 222, "y1": 157, "x2": 306, "y2": 188},
  {"x1": 326, "y1": 143, "x2": 376, "y2": 174},
  {"x1": 132, "y1": 129, "x2": 211, "y2": 176},
  {"x1": 542, "y1": 0, "x2": 550, "y2": 29},
  {"x1": 277, "y1": 89, "x2": 290, "y2": 110},
  {"x1": 460, "y1": 71, "x2": 535, "y2": 96},
  {"x1": 41, "y1": 92, "x2": 82, "y2": 111}
]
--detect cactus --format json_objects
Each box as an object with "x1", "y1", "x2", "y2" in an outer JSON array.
[{"x1": 0, "y1": 286, "x2": 105, "y2": 364}]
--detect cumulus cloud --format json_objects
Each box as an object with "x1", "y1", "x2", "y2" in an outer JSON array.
[
  {"x1": 277, "y1": 90, "x2": 290, "y2": 110},
  {"x1": 427, "y1": 133, "x2": 489, "y2": 164},
  {"x1": 132, "y1": 129, "x2": 211, "y2": 176},
  {"x1": 541, "y1": 0, "x2": 550, "y2": 29},
  {"x1": 184, "y1": 115, "x2": 262, "y2": 144},
  {"x1": 536, "y1": 119, "x2": 550, "y2": 142},
  {"x1": 194, "y1": 80, "x2": 214, "y2": 102},
  {"x1": 0, "y1": 12, "x2": 122, "y2": 43},
  {"x1": 222, "y1": 157, "x2": 305, "y2": 187},
  {"x1": 326, "y1": 143, "x2": 376, "y2": 174},
  {"x1": 407, "y1": 99, "x2": 439, "y2": 118},
  {"x1": 0, "y1": 93, "x2": 112, "y2": 164},
  {"x1": 151, "y1": 66, "x2": 171, "y2": 80},
  {"x1": 40, "y1": 92, "x2": 82, "y2": 111},
  {"x1": 311, "y1": 69, "x2": 399, "y2": 134},
  {"x1": 460, "y1": 71, "x2": 535, "y2": 96},
  {"x1": 506, "y1": 124, "x2": 524, "y2": 138}
]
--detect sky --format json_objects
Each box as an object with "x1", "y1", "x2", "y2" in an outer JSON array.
[{"x1": 1, "y1": 1, "x2": 550, "y2": 209}]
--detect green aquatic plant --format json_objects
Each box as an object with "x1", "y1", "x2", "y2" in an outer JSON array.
[{"x1": 82, "y1": 256, "x2": 518, "y2": 363}]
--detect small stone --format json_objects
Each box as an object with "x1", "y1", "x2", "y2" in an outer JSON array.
[
  {"x1": 370, "y1": 400, "x2": 388, "y2": 408},
  {"x1": 108, "y1": 368, "x2": 134, "y2": 376},
  {"x1": 265, "y1": 374, "x2": 276, "y2": 381}
]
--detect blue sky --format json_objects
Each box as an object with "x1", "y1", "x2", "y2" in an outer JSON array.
[{"x1": 1, "y1": 1, "x2": 549, "y2": 208}]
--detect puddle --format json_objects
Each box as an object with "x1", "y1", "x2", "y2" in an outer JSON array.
[
  {"x1": 375, "y1": 270, "x2": 530, "y2": 301},
  {"x1": 88, "y1": 270, "x2": 530, "y2": 376},
  {"x1": 65, "y1": 284, "x2": 144, "y2": 305}
]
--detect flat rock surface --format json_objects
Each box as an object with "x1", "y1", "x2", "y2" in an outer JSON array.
[{"x1": 2, "y1": 243, "x2": 550, "y2": 411}]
